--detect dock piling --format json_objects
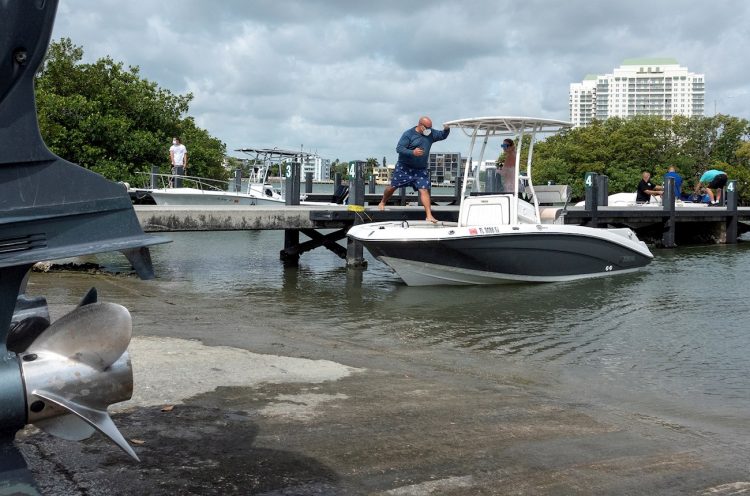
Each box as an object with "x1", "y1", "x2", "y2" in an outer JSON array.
[
  {"x1": 346, "y1": 160, "x2": 367, "y2": 269},
  {"x1": 453, "y1": 177, "x2": 463, "y2": 205},
  {"x1": 584, "y1": 172, "x2": 599, "y2": 227},
  {"x1": 305, "y1": 172, "x2": 313, "y2": 194},
  {"x1": 726, "y1": 180, "x2": 738, "y2": 244},
  {"x1": 662, "y1": 176, "x2": 676, "y2": 247},
  {"x1": 281, "y1": 161, "x2": 302, "y2": 266}
]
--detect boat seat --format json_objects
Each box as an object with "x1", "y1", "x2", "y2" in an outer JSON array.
[{"x1": 459, "y1": 194, "x2": 511, "y2": 227}]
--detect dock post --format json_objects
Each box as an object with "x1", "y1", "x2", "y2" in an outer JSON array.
[
  {"x1": 233, "y1": 168, "x2": 242, "y2": 192},
  {"x1": 347, "y1": 160, "x2": 367, "y2": 268},
  {"x1": 368, "y1": 175, "x2": 376, "y2": 194},
  {"x1": 305, "y1": 172, "x2": 313, "y2": 194},
  {"x1": 334, "y1": 172, "x2": 342, "y2": 193},
  {"x1": 281, "y1": 161, "x2": 302, "y2": 266},
  {"x1": 486, "y1": 169, "x2": 498, "y2": 193},
  {"x1": 662, "y1": 176, "x2": 676, "y2": 247},
  {"x1": 150, "y1": 165, "x2": 159, "y2": 189},
  {"x1": 453, "y1": 177, "x2": 463, "y2": 205},
  {"x1": 726, "y1": 180, "x2": 738, "y2": 244},
  {"x1": 584, "y1": 172, "x2": 599, "y2": 227},
  {"x1": 399, "y1": 186, "x2": 407, "y2": 206},
  {"x1": 596, "y1": 175, "x2": 609, "y2": 206}
]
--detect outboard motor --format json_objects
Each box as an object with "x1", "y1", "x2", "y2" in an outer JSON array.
[{"x1": 0, "y1": 0, "x2": 168, "y2": 485}]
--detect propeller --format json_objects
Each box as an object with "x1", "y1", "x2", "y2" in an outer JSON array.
[{"x1": 16, "y1": 299, "x2": 140, "y2": 461}]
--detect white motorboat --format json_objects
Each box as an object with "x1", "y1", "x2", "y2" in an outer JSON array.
[
  {"x1": 574, "y1": 192, "x2": 708, "y2": 207},
  {"x1": 347, "y1": 116, "x2": 654, "y2": 286},
  {"x1": 145, "y1": 175, "x2": 284, "y2": 206},
  {"x1": 139, "y1": 147, "x2": 338, "y2": 207}
]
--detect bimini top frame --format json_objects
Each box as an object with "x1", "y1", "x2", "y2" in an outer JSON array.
[
  {"x1": 444, "y1": 116, "x2": 572, "y2": 225},
  {"x1": 235, "y1": 147, "x2": 321, "y2": 194}
]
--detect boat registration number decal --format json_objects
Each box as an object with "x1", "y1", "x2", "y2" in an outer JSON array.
[{"x1": 468, "y1": 226, "x2": 500, "y2": 235}]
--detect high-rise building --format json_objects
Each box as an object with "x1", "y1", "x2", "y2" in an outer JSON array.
[
  {"x1": 428, "y1": 152, "x2": 462, "y2": 184},
  {"x1": 569, "y1": 58, "x2": 705, "y2": 127}
]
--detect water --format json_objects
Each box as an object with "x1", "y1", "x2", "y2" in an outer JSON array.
[{"x1": 91, "y1": 231, "x2": 750, "y2": 429}]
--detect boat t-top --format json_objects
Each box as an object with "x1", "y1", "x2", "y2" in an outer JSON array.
[{"x1": 347, "y1": 116, "x2": 654, "y2": 286}]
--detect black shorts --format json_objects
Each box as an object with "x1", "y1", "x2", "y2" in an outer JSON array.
[{"x1": 708, "y1": 174, "x2": 727, "y2": 189}]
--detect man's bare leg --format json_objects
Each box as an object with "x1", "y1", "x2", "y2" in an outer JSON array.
[
  {"x1": 378, "y1": 186, "x2": 397, "y2": 210},
  {"x1": 419, "y1": 188, "x2": 437, "y2": 222}
]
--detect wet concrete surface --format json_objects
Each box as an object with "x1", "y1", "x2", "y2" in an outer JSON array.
[{"x1": 13, "y1": 273, "x2": 750, "y2": 495}]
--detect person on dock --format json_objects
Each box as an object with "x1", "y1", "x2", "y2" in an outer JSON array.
[
  {"x1": 695, "y1": 168, "x2": 728, "y2": 206},
  {"x1": 663, "y1": 166, "x2": 684, "y2": 199},
  {"x1": 496, "y1": 138, "x2": 516, "y2": 193},
  {"x1": 169, "y1": 137, "x2": 188, "y2": 187},
  {"x1": 636, "y1": 170, "x2": 663, "y2": 203},
  {"x1": 377, "y1": 116, "x2": 450, "y2": 223}
]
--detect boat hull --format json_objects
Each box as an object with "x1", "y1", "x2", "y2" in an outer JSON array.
[
  {"x1": 148, "y1": 188, "x2": 283, "y2": 206},
  {"x1": 348, "y1": 223, "x2": 653, "y2": 286}
]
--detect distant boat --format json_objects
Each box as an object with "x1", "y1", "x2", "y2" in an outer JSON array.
[
  {"x1": 574, "y1": 192, "x2": 708, "y2": 207},
  {"x1": 134, "y1": 147, "x2": 338, "y2": 207}
]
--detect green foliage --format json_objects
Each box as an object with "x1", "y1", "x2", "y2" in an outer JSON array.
[
  {"x1": 532, "y1": 115, "x2": 750, "y2": 202},
  {"x1": 35, "y1": 38, "x2": 227, "y2": 185},
  {"x1": 365, "y1": 157, "x2": 379, "y2": 177}
]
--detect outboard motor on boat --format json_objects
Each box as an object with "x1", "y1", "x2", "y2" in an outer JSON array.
[{"x1": 1, "y1": 0, "x2": 168, "y2": 486}]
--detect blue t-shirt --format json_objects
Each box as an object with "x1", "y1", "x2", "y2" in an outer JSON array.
[
  {"x1": 664, "y1": 171, "x2": 683, "y2": 197},
  {"x1": 396, "y1": 127, "x2": 450, "y2": 169},
  {"x1": 700, "y1": 170, "x2": 725, "y2": 183}
]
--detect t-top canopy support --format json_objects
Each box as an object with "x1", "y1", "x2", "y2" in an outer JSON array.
[{"x1": 444, "y1": 116, "x2": 572, "y2": 224}]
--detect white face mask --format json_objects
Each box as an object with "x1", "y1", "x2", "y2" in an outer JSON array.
[
  {"x1": 421, "y1": 127, "x2": 432, "y2": 137},
  {"x1": 172, "y1": 140, "x2": 178, "y2": 145}
]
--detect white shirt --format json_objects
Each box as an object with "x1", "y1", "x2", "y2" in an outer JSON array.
[{"x1": 170, "y1": 143, "x2": 187, "y2": 166}]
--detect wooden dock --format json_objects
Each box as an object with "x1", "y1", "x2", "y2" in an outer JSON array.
[
  {"x1": 134, "y1": 204, "x2": 750, "y2": 239},
  {"x1": 133, "y1": 168, "x2": 750, "y2": 268}
]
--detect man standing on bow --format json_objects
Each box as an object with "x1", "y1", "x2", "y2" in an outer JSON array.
[{"x1": 377, "y1": 116, "x2": 450, "y2": 223}]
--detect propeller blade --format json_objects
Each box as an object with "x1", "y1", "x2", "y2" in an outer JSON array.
[
  {"x1": 27, "y1": 302, "x2": 131, "y2": 370},
  {"x1": 34, "y1": 414, "x2": 95, "y2": 441},
  {"x1": 32, "y1": 389, "x2": 139, "y2": 461},
  {"x1": 76, "y1": 287, "x2": 98, "y2": 307},
  {"x1": 8, "y1": 295, "x2": 50, "y2": 353},
  {"x1": 20, "y1": 302, "x2": 138, "y2": 461}
]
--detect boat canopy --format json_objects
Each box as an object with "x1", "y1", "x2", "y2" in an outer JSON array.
[
  {"x1": 444, "y1": 116, "x2": 571, "y2": 137},
  {"x1": 443, "y1": 116, "x2": 572, "y2": 225},
  {"x1": 235, "y1": 147, "x2": 320, "y2": 160}
]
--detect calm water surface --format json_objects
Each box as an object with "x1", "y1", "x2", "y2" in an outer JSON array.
[{"x1": 96, "y1": 230, "x2": 750, "y2": 428}]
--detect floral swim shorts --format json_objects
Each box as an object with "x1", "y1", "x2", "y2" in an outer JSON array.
[{"x1": 391, "y1": 164, "x2": 431, "y2": 191}]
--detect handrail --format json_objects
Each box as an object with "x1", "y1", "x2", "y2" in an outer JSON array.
[{"x1": 135, "y1": 172, "x2": 231, "y2": 192}]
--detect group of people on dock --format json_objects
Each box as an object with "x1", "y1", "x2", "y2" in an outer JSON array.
[{"x1": 636, "y1": 167, "x2": 728, "y2": 206}]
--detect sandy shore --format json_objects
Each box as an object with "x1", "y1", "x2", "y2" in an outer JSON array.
[{"x1": 13, "y1": 272, "x2": 749, "y2": 495}]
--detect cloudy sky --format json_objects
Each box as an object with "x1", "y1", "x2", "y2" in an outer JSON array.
[{"x1": 51, "y1": 0, "x2": 749, "y2": 163}]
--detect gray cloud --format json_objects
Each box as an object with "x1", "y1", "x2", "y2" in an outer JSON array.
[{"x1": 51, "y1": 0, "x2": 749, "y2": 162}]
